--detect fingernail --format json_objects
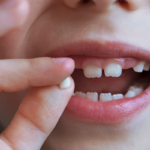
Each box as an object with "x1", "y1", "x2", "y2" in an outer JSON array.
[
  {"x1": 59, "y1": 77, "x2": 71, "y2": 89},
  {"x1": 53, "y1": 58, "x2": 69, "y2": 64},
  {"x1": 1, "y1": 0, "x2": 19, "y2": 9}
]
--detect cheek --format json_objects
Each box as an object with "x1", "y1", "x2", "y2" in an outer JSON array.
[{"x1": 0, "y1": 89, "x2": 29, "y2": 127}]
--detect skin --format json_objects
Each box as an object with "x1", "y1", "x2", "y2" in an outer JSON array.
[{"x1": 0, "y1": 0, "x2": 150, "y2": 149}]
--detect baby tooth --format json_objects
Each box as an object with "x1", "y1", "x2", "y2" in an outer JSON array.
[
  {"x1": 100, "y1": 93, "x2": 112, "y2": 102},
  {"x1": 85, "y1": 92, "x2": 98, "y2": 102},
  {"x1": 144, "y1": 63, "x2": 149, "y2": 71},
  {"x1": 112, "y1": 94, "x2": 124, "y2": 100},
  {"x1": 125, "y1": 91, "x2": 136, "y2": 98},
  {"x1": 104, "y1": 63, "x2": 122, "y2": 77},
  {"x1": 59, "y1": 77, "x2": 70, "y2": 89},
  {"x1": 83, "y1": 65, "x2": 102, "y2": 78},
  {"x1": 133, "y1": 61, "x2": 145, "y2": 72},
  {"x1": 75, "y1": 92, "x2": 85, "y2": 98}
]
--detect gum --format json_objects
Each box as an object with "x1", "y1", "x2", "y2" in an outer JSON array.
[{"x1": 70, "y1": 56, "x2": 143, "y2": 69}]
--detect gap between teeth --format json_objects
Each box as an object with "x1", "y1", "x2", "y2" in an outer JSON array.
[
  {"x1": 74, "y1": 85, "x2": 144, "y2": 102},
  {"x1": 83, "y1": 61, "x2": 150, "y2": 78}
]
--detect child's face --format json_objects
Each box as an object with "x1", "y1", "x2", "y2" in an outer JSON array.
[{"x1": 0, "y1": 0, "x2": 150, "y2": 149}]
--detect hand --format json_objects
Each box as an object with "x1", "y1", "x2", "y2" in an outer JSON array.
[
  {"x1": 0, "y1": 58, "x2": 75, "y2": 150},
  {"x1": 0, "y1": 2, "x2": 75, "y2": 149}
]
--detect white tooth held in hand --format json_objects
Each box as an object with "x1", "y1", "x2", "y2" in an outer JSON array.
[
  {"x1": 59, "y1": 77, "x2": 70, "y2": 89},
  {"x1": 112, "y1": 94, "x2": 124, "y2": 100},
  {"x1": 125, "y1": 91, "x2": 136, "y2": 98},
  {"x1": 100, "y1": 93, "x2": 112, "y2": 102},
  {"x1": 83, "y1": 65, "x2": 102, "y2": 78},
  {"x1": 104, "y1": 63, "x2": 122, "y2": 77},
  {"x1": 133, "y1": 61, "x2": 145, "y2": 72},
  {"x1": 144, "y1": 63, "x2": 150, "y2": 71},
  {"x1": 85, "y1": 92, "x2": 98, "y2": 101},
  {"x1": 75, "y1": 92, "x2": 85, "y2": 98}
]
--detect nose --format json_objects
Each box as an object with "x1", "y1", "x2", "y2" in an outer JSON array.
[{"x1": 63, "y1": 0, "x2": 144, "y2": 11}]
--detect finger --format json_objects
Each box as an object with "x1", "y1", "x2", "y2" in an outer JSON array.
[
  {"x1": 0, "y1": 57, "x2": 74, "y2": 92},
  {"x1": 0, "y1": 0, "x2": 29, "y2": 36},
  {"x1": 0, "y1": 77, "x2": 74, "y2": 150}
]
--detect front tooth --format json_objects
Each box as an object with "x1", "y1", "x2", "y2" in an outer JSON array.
[
  {"x1": 85, "y1": 92, "x2": 98, "y2": 101},
  {"x1": 100, "y1": 93, "x2": 112, "y2": 102},
  {"x1": 133, "y1": 61, "x2": 145, "y2": 72},
  {"x1": 144, "y1": 62, "x2": 149, "y2": 71},
  {"x1": 83, "y1": 65, "x2": 102, "y2": 78},
  {"x1": 112, "y1": 94, "x2": 124, "y2": 100},
  {"x1": 125, "y1": 91, "x2": 136, "y2": 98},
  {"x1": 104, "y1": 63, "x2": 122, "y2": 77},
  {"x1": 75, "y1": 92, "x2": 85, "y2": 98}
]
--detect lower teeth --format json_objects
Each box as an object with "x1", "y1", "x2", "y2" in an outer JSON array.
[{"x1": 74, "y1": 84, "x2": 144, "y2": 102}]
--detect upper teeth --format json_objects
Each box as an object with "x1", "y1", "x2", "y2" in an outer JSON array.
[
  {"x1": 104, "y1": 63, "x2": 122, "y2": 77},
  {"x1": 133, "y1": 61, "x2": 145, "y2": 72},
  {"x1": 83, "y1": 61, "x2": 149, "y2": 78},
  {"x1": 83, "y1": 65, "x2": 102, "y2": 78}
]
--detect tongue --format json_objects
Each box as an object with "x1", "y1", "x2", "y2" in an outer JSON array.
[{"x1": 72, "y1": 69, "x2": 141, "y2": 94}]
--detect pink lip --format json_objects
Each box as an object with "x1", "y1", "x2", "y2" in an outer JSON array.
[
  {"x1": 66, "y1": 88, "x2": 150, "y2": 123},
  {"x1": 46, "y1": 40, "x2": 150, "y2": 123},
  {"x1": 49, "y1": 40, "x2": 150, "y2": 61}
]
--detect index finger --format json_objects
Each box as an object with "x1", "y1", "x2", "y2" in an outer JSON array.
[{"x1": 0, "y1": 57, "x2": 75, "y2": 92}]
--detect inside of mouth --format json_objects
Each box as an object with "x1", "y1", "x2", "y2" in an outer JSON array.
[{"x1": 71, "y1": 66, "x2": 150, "y2": 102}]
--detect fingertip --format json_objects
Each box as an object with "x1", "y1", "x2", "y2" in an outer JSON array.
[
  {"x1": 70, "y1": 76, "x2": 75, "y2": 92},
  {"x1": 61, "y1": 58, "x2": 75, "y2": 74}
]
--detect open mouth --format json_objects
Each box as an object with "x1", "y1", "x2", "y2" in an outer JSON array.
[
  {"x1": 48, "y1": 40, "x2": 150, "y2": 123},
  {"x1": 72, "y1": 56, "x2": 150, "y2": 101}
]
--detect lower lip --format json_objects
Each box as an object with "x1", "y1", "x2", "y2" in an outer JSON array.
[{"x1": 65, "y1": 87, "x2": 150, "y2": 123}]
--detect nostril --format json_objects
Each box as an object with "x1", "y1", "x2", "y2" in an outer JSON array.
[
  {"x1": 82, "y1": 0, "x2": 92, "y2": 4},
  {"x1": 115, "y1": 0, "x2": 130, "y2": 10},
  {"x1": 118, "y1": 0, "x2": 127, "y2": 5},
  {"x1": 78, "y1": 0, "x2": 95, "y2": 5},
  {"x1": 115, "y1": 0, "x2": 143, "y2": 10}
]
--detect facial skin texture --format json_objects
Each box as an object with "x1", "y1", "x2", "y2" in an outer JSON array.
[{"x1": 0, "y1": 0, "x2": 150, "y2": 149}]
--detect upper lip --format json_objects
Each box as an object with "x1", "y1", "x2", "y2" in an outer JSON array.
[{"x1": 46, "y1": 40, "x2": 150, "y2": 61}]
